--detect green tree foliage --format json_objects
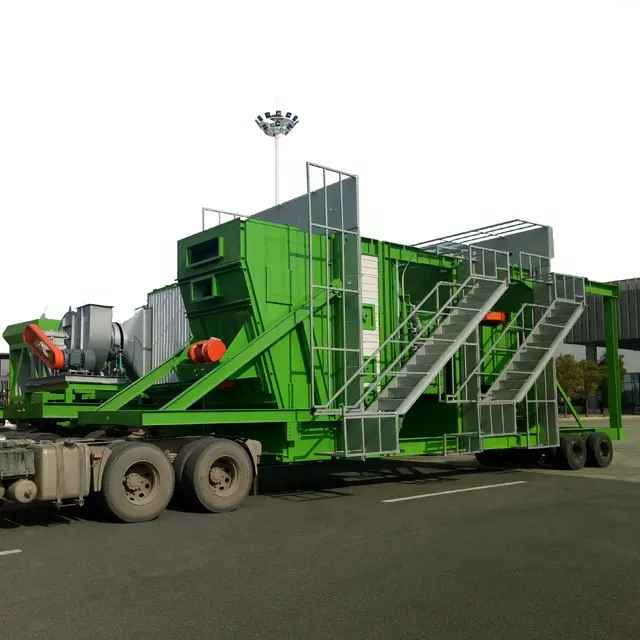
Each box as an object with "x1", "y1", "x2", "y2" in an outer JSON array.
[
  {"x1": 597, "y1": 353, "x2": 627, "y2": 389},
  {"x1": 556, "y1": 354, "x2": 581, "y2": 415},
  {"x1": 576, "y1": 360, "x2": 607, "y2": 416},
  {"x1": 556, "y1": 352, "x2": 624, "y2": 416}
]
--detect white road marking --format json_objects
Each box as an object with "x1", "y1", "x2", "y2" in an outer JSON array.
[
  {"x1": 0, "y1": 549, "x2": 22, "y2": 557},
  {"x1": 381, "y1": 480, "x2": 527, "y2": 503}
]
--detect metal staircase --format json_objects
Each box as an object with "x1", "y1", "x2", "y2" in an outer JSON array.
[
  {"x1": 442, "y1": 271, "x2": 586, "y2": 449},
  {"x1": 481, "y1": 297, "x2": 584, "y2": 404},
  {"x1": 322, "y1": 273, "x2": 509, "y2": 458},
  {"x1": 370, "y1": 278, "x2": 508, "y2": 413}
]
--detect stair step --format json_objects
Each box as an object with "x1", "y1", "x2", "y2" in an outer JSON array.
[
  {"x1": 386, "y1": 385, "x2": 413, "y2": 399},
  {"x1": 405, "y1": 362, "x2": 442, "y2": 374},
  {"x1": 494, "y1": 378, "x2": 525, "y2": 391},
  {"x1": 536, "y1": 325, "x2": 563, "y2": 337},
  {"x1": 416, "y1": 341, "x2": 450, "y2": 354},
  {"x1": 485, "y1": 389, "x2": 519, "y2": 401},
  {"x1": 377, "y1": 397, "x2": 404, "y2": 412},
  {"x1": 442, "y1": 311, "x2": 477, "y2": 324},
  {"x1": 511, "y1": 359, "x2": 539, "y2": 371},
  {"x1": 437, "y1": 325, "x2": 471, "y2": 338},
  {"x1": 527, "y1": 336, "x2": 556, "y2": 348},
  {"x1": 390, "y1": 371, "x2": 425, "y2": 386}
]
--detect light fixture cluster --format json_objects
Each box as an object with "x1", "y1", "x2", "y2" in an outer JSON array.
[{"x1": 255, "y1": 110, "x2": 299, "y2": 138}]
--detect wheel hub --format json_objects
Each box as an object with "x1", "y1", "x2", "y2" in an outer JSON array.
[
  {"x1": 125, "y1": 472, "x2": 145, "y2": 492},
  {"x1": 121, "y1": 462, "x2": 158, "y2": 505},
  {"x1": 208, "y1": 458, "x2": 236, "y2": 495}
]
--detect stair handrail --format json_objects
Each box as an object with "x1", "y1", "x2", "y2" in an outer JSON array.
[
  {"x1": 355, "y1": 277, "x2": 482, "y2": 409},
  {"x1": 448, "y1": 302, "x2": 548, "y2": 401},
  {"x1": 322, "y1": 279, "x2": 472, "y2": 410}
]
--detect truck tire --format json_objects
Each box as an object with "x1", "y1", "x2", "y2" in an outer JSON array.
[
  {"x1": 173, "y1": 437, "x2": 216, "y2": 491},
  {"x1": 556, "y1": 434, "x2": 587, "y2": 470},
  {"x1": 585, "y1": 432, "x2": 613, "y2": 468},
  {"x1": 183, "y1": 438, "x2": 253, "y2": 513},
  {"x1": 101, "y1": 442, "x2": 175, "y2": 523}
]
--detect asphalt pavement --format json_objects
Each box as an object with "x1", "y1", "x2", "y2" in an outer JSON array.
[{"x1": 1, "y1": 424, "x2": 640, "y2": 640}]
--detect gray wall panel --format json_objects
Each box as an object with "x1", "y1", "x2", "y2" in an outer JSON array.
[
  {"x1": 567, "y1": 278, "x2": 640, "y2": 347},
  {"x1": 251, "y1": 177, "x2": 358, "y2": 234}
]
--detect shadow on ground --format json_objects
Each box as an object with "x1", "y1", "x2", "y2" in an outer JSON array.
[
  {"x1": 256, "y1": 457, "x2": 520, "y2": 502},
  {"x1": 1, "y1": 457, "x2": 522, "y2": 526}
]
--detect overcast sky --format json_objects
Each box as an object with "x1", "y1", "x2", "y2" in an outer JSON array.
[{"x1": 1, "y1": 1, "x2": 639, "y2": 350}]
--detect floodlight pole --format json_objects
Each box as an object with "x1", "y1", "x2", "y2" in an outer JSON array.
[
  {"x1": 274, "y1": 135, "x2": 280, "y2": 205},
  {"x1": 255, "y1": 110, "x2": 299, "y2": 207}
]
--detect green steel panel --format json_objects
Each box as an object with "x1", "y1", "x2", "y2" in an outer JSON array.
[
  {"x1": 78, "y1": 409, "x2": 326, "y2": 427},
  {"x1": 603, "y1": 296, "x2": 623, "y2": 438},
  {"x1": 362, "y1": 303, "x2": 376, "y2": 331},
  {"x1": 160, "y1": 287, "x2": 331, "y2": 412},
  {"x1": 585, "y1": 280, "x2": 619, "y2": 298}
]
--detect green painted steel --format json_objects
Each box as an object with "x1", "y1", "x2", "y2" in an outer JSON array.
[
  {"x1": 1, "y1": 193, "x2": 626, "y2": 464},
  {"x1": 556, "y1": 382, "x2": 586, "y2": 429},
  {"x1": 603, "y1": 295, "x2": 623, "y2": 439}
]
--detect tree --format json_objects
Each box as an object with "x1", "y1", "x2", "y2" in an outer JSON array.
[
  {"x1": 597, "y1": 353, "x2": 627, "y2": 384},
  {"x1": 555, "y1": 354, "x2": 581, "y2": 415},
  {"x1": 576, "y1": 359, "x2": 607, "y2": 416}
]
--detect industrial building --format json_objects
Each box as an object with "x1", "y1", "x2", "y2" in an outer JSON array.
[{"x1": 564, "y1": 277, "x2": 640, "y2": 413}]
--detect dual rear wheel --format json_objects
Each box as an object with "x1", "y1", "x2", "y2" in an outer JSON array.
[
  {"x1": 100, "y1": 438, "x2": 254, "y2": 524},
  {"x1": 475, "y1": 432, "x2": 614, "y2": 472},
  {"x1": 556, "y1": 432, "x2": 613, "y2": 470}
]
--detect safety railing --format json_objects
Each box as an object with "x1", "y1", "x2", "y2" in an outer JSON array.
[
  {"x1": 433, "y1": 243, "x2": 510, "y2": 282},
  {"x1": 518, "y1": 252, "x2": 551, "y2": 280},
  {"x1": 553, "y1": 274, "x2": 586, "y2": 303},
  {"x1": 201, "y1": 207, "x2": 248, "y2": 231}
]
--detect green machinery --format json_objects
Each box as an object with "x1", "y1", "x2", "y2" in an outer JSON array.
[{"x1": 1, "y1": 162, "x2": 624, "y2": 469}]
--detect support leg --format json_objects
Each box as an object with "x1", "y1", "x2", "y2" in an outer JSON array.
[{"x1": 603, "y1": 296, "x2": 622, "y2": 440}]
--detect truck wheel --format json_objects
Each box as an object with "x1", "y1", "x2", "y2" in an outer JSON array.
[
  {"x1": 556, "y1": 434, "x2": 587, "y2": 470},
  {"x1": 183, "y1": 438, "x2": 253, "y2": 513},
  {"x1": 173, "y1": 438, "x2": 216, "y2": 490},
  {"x1": 585, "y1": 432, "x2": 613, "y2": 468},
  {"x1": 101, "y1": 442, "x2": 175, "y2": 523}
]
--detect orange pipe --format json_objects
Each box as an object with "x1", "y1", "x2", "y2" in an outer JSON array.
[{"x1": 23, "y1": 323, "x2": 65, "y2": 371}]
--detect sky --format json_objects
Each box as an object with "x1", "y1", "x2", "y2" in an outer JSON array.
[{"x1": 1, "y1": 1, "x2": 640, "y2": 350}]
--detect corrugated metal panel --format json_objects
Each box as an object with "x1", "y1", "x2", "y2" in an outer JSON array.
[
  {"x1": 567, "y1": 277, "x2": 640, "y2": 345},
  {"x1": 148, "y1": 284, "x2": 190, "y2": 384},
  {"x1": 361, "y1": 255, "x2": 380, "y2": 368},
  {"x1": 629, "y1": 278, "x2": 639, "y2": 339}
]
